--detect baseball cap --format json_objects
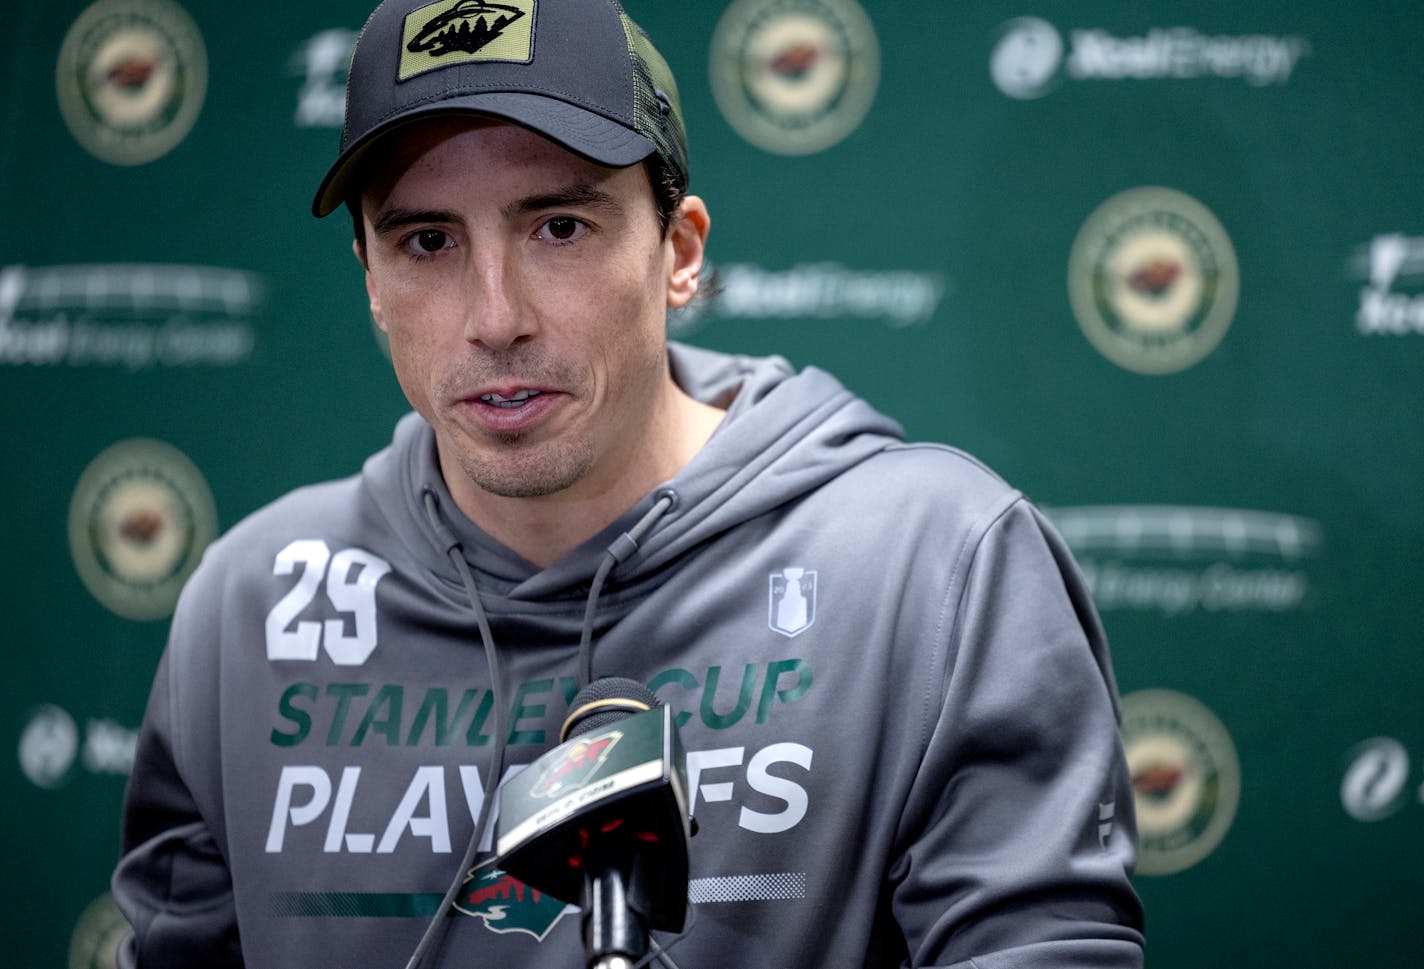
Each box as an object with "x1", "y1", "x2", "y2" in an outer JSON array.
[{"x1": 312, "y1": 0, "x2": 689, "y2": 217}]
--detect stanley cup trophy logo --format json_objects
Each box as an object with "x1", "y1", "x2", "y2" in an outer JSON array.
[{"x1": 769, "y1": 567, "x2": 816, "y2": 637}]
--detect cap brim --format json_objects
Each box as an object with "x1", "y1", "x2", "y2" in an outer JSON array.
[{"x1": 312, "y1": 92, "x2": 657, "y2": 217}]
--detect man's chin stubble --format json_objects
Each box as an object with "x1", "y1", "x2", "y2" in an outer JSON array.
[{"x1": 458, "y1": 442, "x2": 594, "y2": 500}]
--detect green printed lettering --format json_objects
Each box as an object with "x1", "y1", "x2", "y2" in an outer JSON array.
[
  {"x1": 407, "y1": 688, "x2": 480, "y2": 747},
  {"x1": 325, "y1": 683, "x2": 370, "y2": 745},
  {"x1": 757, "y1": 658, "x2": 813, "y2": 724},
  {"x1": 464, "y1": 689, "x2": 495, "y2": 747},
  {"x1": 270, "y1": 682, "x2": 317, "y2": 747},
  {"x1": 700, "y1": 664, "x2": 757, "y2": 730},
  {"x1": 648, "y1": 667, "x2": 697, "y2": 730},
  {"x1": 351, "y1": 684, "x2": 404, "y2": 746},
  {"x1": 559, "y1": 676, "x2": 580, "y2": 707},
  {"x1": 508, "y1": 678, "x2": 553, "y2": 745}
]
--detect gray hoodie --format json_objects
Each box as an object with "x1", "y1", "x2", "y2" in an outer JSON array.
[{"x1": 114, "y1": 343, "x2": 1144, "y2": 968}]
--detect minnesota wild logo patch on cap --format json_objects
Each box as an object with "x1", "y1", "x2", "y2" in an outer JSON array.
[{"x1": 399, "y1": 0, "x2": 535, "y2": 81}]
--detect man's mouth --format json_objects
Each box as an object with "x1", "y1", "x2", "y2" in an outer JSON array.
[{"x1": 479, "y1": 389, "x2": 543, "y2": 408}]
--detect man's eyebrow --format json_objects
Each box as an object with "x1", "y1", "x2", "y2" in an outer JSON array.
[
  {"x1": 371, "y1": 207, "x2": 462, "y2": 236},
  {"x1": 504, "y1": 184, "x2": 623, "y2": 218},
  {"x1": 371, "y1": 185, "x2": 622, "y2": 234}
]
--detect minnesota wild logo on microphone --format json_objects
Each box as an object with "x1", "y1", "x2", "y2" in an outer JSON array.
[
  {"x1": 494, "y1": 691, "x2": 693, "y2": 951},
  {"x1": 528, "y1": 729, "x2": 623, "y2": 800}
]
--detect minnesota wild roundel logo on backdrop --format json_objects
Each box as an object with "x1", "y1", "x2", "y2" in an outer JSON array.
[
  {"x1": 1120, "y1": 688, "x2": 1241, "y2": 875},
  {"x1": 1068, "y1": 186, "x2": 1239, "y2": 375},
  {"x1": 68, "y1": 893, "x2": 129, "y2": 969},
  {"x1": 56, "y1": 0, "x2": 208, "y2": 165},
  {"x1": 710, "y1": 0, "x2": 880, "y2": 156},
  {"x1": 68, "y1": 438, "x2": 217, "y2": 621},
  {"x1": 456, "y1": 862, "x2": 571, "y2": 941}
]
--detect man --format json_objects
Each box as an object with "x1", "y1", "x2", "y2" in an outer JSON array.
[{"x1": 113, "y1": 1, "x2": 1145, "y2": 967}]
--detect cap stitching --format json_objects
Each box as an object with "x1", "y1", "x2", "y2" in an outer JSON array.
[{"x1": 360, "y1": 83, "x2": 637, "y2": 134}]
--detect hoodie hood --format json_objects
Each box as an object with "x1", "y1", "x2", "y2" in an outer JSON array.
[{"x1": 366, "y1": 343, "x2": 904, "y2": 601}]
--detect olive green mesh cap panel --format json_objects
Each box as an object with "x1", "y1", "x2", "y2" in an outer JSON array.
[{"x1": 620, "y1": 10, "x2": 690, "y2": 189}]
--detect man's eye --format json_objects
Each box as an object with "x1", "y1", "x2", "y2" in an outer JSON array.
[
  {"x1": 541, "y1": 217, "x2": 584, "y2": 242},
  {"x1": 408, "y1": 229, "x2": 449, "y2": 254}
]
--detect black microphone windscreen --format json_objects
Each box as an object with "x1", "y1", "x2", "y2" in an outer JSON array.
[{"x1": 562, "y1": 677, "x2": 659, "y2": 741}]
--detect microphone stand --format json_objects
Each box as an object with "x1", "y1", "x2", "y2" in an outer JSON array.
[{"x1": 584, "y1": 852, "x2": 649, "y2": 969}]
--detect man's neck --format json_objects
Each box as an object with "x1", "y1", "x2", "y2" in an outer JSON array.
[{"x1": 440, "y1": 384, "x2": 724, "y2": 569}]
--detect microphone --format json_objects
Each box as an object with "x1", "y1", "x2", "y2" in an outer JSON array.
[{"x1": 496, "y1": 678, "x2": 693, "y2": 968}]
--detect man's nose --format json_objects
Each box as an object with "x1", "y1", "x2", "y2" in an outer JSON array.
[{"x1": 464, "y1": 251, "x2": 534, "y2": 350}]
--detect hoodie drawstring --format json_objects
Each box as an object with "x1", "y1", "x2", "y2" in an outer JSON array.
[
  {"x1": 405, "y1": 488, "x2": 512, "y2": 969},
  {"x1": 577, "y1": 489, "x2": 677, "y2": 688},
  {"x1": 407, "y1": 486, "x2": 677, "y2": 969}
]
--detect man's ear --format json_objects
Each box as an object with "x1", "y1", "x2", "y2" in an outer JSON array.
[
  {"x1": 358, "y1": 240, "x2": 388, "y2": 333},
  {"x1": 667, "y1": 196, "x2": 710, "y2": 310}
]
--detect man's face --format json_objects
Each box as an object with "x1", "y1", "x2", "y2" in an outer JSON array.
[{"x1": 359, "y1": 117, "x2": 702, "y2": 507}]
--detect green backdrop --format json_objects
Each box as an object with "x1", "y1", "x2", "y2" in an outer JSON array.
[{"x1": 4, "y1": 1, "x2": 1422, "y2": 966}]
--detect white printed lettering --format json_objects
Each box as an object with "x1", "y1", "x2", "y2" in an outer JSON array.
[
  {"x1": 377, "y1": 766, "x2": 450, "y2": 853},
  {"x1": 267, "y1": 766, "x2": 332, "y2": 852},
  {"x1": 266, "y1": 541, "x2": 329, "y2": 660},
  {"x1": 686, "y1": 747, "x2": 745, "y2": 808},
  {"x1": 324, "y1": 766, "x2": 373, "y2": 853},
  {"x1": 459, "y1": 762, "x2": 527, "y2": 852},
  {"x1": 739, "y1": 743, "x2": 813, "y2": 834},
  {"x1": 264, "y1": 744, "x2": 816, "y2": 857},
  {"x1": 265, "y1": 541, "x2": 392, "y2": 665},
  {"x1": 323, "y1": 548, "x2": 391, "y2": 665}
]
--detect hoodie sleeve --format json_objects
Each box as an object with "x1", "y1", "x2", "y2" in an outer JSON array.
[
  {"x1": 888, "y1": 497, "x2": 1145, "y2": 968},
  {"x1": 111, "y1": 577, "x2": 244, "y2": 968}
]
